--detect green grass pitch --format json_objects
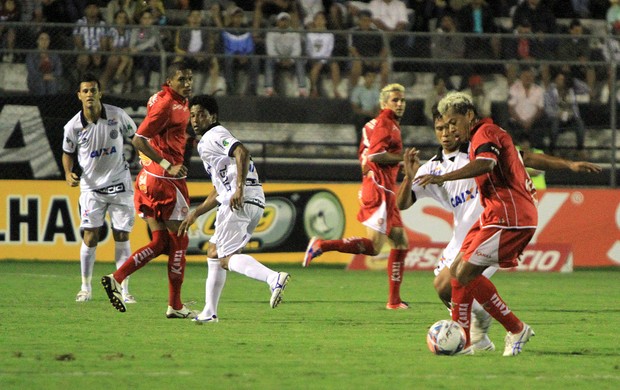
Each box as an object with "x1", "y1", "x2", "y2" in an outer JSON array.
[{"x1": 1, "y1": 261, "x2": 619, "y2": 389}]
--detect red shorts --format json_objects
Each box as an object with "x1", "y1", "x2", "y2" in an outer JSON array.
[
  {"x1": 461, "y1": 223, "x2": 535, "y2": 268},
  {"x1": 357, "y1": 177, "x2": 402, "y2": 235},
  {"x1": 134, "y1": 170, "x2": 190, "y2": 221}
]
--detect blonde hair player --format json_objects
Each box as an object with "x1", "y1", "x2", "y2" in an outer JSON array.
[{"x1": 303, "y1": 83, "x2": 411, "y2": 310}]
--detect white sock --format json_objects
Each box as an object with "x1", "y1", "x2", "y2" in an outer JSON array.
[
  {"x1": 228, "y1": 253, "x2": 278, "y2": 286},
  {"x1": 199, "y1": 258, "x2": 227, "y2": 319},
  {"x1": 80, "y1": 242, "x2": 96, "y2": 292},
  {"x1": 472, "y1": 299, "x2": 488, "y2": 322},
  {"x1": 115, "y1": 240, "x2": 131, "y2": 294}
]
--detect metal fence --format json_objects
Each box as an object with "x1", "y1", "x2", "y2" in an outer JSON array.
[{"x1": 0, "y1": 20, "x2": 617, "y2": 185}]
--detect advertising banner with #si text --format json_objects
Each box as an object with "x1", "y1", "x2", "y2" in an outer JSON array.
[{"x1": 0, "y1": 181, "x2": 618, "y2": 270}]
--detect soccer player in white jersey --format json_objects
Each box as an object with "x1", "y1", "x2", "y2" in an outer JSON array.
[
  {"x1": 398, "y1": 104, "x2": 602, "y2": 352},
  {"x1": 62, "y1": 73, "x2": 137, "y2": 303},
  {"x1": 178, "y1": 95, "x2": 290, "y2": 324}
]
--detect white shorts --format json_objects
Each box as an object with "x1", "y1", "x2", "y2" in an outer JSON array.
[
  {"x1": 210, "y1": 202, "x2": 263, "y2": 258},
  {"x1": 79, "y1": 189, "x2": 135, "y2": 232}
]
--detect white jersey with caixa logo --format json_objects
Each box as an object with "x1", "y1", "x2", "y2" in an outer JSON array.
[
  {"x1": 197, "y1": 123, "x2": 264, "y2": 207},
  {"x1": 62, "y1": 104, "x2": 137, "y2": 192},
  {"x1": 411, "y1": 143, "x2": 483, "y2": 265}
]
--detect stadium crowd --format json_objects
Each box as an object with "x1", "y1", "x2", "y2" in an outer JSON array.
[{"x1": 2, "y1": 0, "x2": 619, "y2": 156}]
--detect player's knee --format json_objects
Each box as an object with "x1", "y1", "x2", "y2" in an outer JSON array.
[{"x1": 434, "y1": 277, "x2": 451, "y2": 304}]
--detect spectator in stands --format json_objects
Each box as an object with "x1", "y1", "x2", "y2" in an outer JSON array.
[
  {"x1": 556, "y1": 19, "x2": 596, "y2": 100},
  {"x1": 73, "y1": 0, "x2": 109, "y2": 78},
  {"x1": 502, "y1": 19, "x2": 550, "y2": 86},
  {"x1": 457, "y1": 0, "x2": 501, "y2": 75},
  {"x1": 510, "y1": 0, "x2": 556, "y2": 85},
  {"x1": 0, "y1": 0, "x2": 20, "y2": 63},
  {"x1": 218, "y1": 6, "x2": 260, "y2": 96},
  {"x1": 607, "y1": 0, "x2": 620, "y2": 31},
  {"x1": 544, "y1": 71, "x2": 587, "y2": 158},
  {"x1": 174, "y1": 9, "x2": 217, "y2": 94},
  {"x1": 298, "y1": 0, "x2": 324, "y2": 27},
  {"x1": 130, "y1": 8, "x2": 163, "y2": 94},
  {"x1": 100, "y1": 10, "x2": 133, "y2": 93},
  {"x1": 348, "y1": 9, "x2": 388, "y2": 88},
  {"x1": 306, "y1": 11, "x2": 342, "y2": 98},
  {"x1": 507, "y1": 65, "x2": 547, "y2": 151},
  {"x1": 430, "y1": 13, "x2": 465, "y2": 90},
  {"x1": 368, "y1": 0, "x2": 409, "y2": 56},
  {"x1": 601, "y1": 20, "x2": 620, "y2": 102},
  {"x1": 26, "y1": 30, "x2": 63, "y2": 95},
  {"x1": 350, "y1": 68, "x2": 380, "y2": 145},
  {"x1": 254, "y1": 0, "x2": 301, "y2": 30},
  {"x1": 105, "y1": 0, "x2": 138, "y2": 25},
  {"x1": 467, "y1": 74, "x2": 491, "y2": 118},
  {"x1": 264, "y1": 11, "x2": 307, "y2": 97},
  {"x1": 424, "y1": 74, "x2": 450, "y2": 126}
]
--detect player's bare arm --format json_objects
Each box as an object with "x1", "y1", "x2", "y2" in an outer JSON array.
[
  {"x1": 523, "y1": 151, "x2": 602, "y2": 173},
  {"x1": 230, "y1": 143, "x2": 250, "y2": 211},
  {"x1": 61, "y1": 152, "x2": 80, "y2": 187},
  {"x1": 132, "y1": 135, "x2": 188, "y2": 178},
  {"x1": 397, "y1": 148, "x2": 421, "y2": 210},
  {"x1": 368, "y1": 151, "x2": 404, "y2": 165},
  {"x1": 417, "y1": 159, "x2": 495, "y2": 187},
  {"x1": 178, "y1": 188, "x2": 219, "y2": 236}
]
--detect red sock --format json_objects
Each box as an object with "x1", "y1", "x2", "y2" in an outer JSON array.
[
  {"x1": 114, "y1": 230, "x2": 169, "y2": 282},
  {"x1": 387, "y1": 249, "x2": 407, "y2": 304},
  {"x1": 167, "y1": 232, "x2": 188, "y2": 310},
  {"x1": 321, "y1": 237, "x2": 375, "y2": 255},
  {"x1": 451, "y1": 278, "x2": 473, "y2": 345},
  {"x1": 468, "y1": 275, "x2": 522, "y2": 334}
]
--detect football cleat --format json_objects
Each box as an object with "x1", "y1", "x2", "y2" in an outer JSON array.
[
  {"x1": 386, "y1": 301, "x2": 410, "y2": 310},
  {"x1": 192, "y1": 314, "x2": 219, "y2": 324},
  {"x1": 166, "y1": 305, "x2": 198, "y2": 319},
  {"x1": 75, "y1": 290, "x2": 92, "y2": 302},
  {"x1": 270, "y1": 272, "x2": 290, "y2": 308},
  {"x1": 122, "y1": 293, "x2": 137, "y2": 304},
  {"x1": 302, "y1": 237, "x2": 323, "y2": 267},
  {"x1": 471, "y1": 310, "x2": 494, "y2": 350},
  {"x1": 455, "y1": 345, "x2": 475, "y2": 355},
  {"x1": 503, "y1": 323, "x2": 535, "y2": 357},
  {"x1": 101, "y1": 274, "x2": 126, "y2": 312},
  {"x1": 472, "y1": 334, "x2": 496, "y2": 352}
]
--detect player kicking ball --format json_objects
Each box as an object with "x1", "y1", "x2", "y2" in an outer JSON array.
[
  {"x1": 178, "y1": 95, "x2": 290, "y2": 324},
  {"x1": 416, "y1": 92, "x2": 601, "y2": 356},
  {"x1": 398, "y1": 104, "x2": 601, "y2": 353}
]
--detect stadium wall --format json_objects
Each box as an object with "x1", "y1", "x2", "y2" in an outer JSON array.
[{"x1": 0, "y1": 180, "x2": 618, "y2": 270}]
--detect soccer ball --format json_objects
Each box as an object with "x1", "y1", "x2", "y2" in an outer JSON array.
[{"x1": 426, "y1": 320, "x2": 467, "y2": 356}]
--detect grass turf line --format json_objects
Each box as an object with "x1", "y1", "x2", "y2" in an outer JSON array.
[{"x1": 1, "y1": 261, "x2": 619, "y2": 389}]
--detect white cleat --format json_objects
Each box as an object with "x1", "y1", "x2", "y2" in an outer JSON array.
[
  {"x1": 472, "y1": 334, "x2": 496, "y2": 352},
  {"x1": 503, "y1": 323, "x2": 535, "y2": 357},
  {"x1": 101, "y1": 274, "x2": 126, "y2": 312},
  {"x1": 166, "y1": 305, "x2": 199, "y2": 319},
  {"x1": 270, "y1": 272, "x2": 290, "y2": 308},
  {"x1": 75, "y1": 290, "x2": 92, "y2": 302},
  {"x1": 471, "y1": 311, "x2": 494, "y2": 351},
  {"x1": 192, "y1": 314, "x2": 219, "y2": 324}
]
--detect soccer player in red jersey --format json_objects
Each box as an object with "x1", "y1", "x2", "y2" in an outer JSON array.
[
  {"x1": 303, "y1": 83, "x2": 410, "y2": 310},
  {"x1": 101, "y1": 61, "x2": 196, "y2": 318},
  {"x1": 417, "y1": 91, "x2": 541, "y2": 355}
]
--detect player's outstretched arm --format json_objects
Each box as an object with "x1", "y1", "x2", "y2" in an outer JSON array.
[
  {"x1": 178, "y1": 188, "x2": 219, "y2": 236},
  {"x1": 523, "y1": 151, "x2": 602, "y2": 173},
  {"x1": 417, "y1": 159, "x2": 494, "y2": 187}
]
